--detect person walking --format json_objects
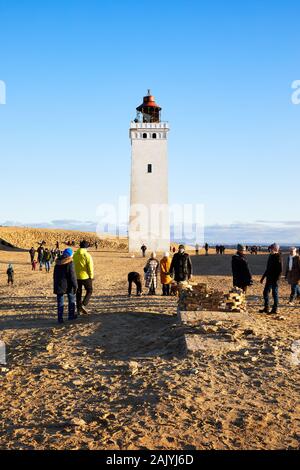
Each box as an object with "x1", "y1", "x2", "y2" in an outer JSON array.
[
  {"x1": 232, "y1": 244, "x2": 253, "y2": 293},
  {"x1": 141, "y1": 244, "x2": 147, "y2": 258},
  {"x1": 169, "y1": 245, "x2": 192, "y2": 283},
  {"x1": 7, "y1": 264, "x2": 14, "y2": 286},
  {"x1": 53, "y1": 248, "x2": 78, "y2": 324},
  {"x1": 160, "y1": 251, "x2": 172, "y2": 296},
  {"x1": 205, "y1": 243, "x2": 209, "y2": 256},
  {"x1": 144, "y1": 252, "x2": 159, "y2": 295},
  {"x1": 285, "y1": 247, "x2": 300, "y2": 305},
  {"x1": 37, "y1": 245, "x2": 44, "y2": 271},
  {"x1": 260, "y1": 243, "x2": 282, "y2": 314},
  {"x1": 128, "y1": 272, "x2": 142, "y2": 297},
  {"x1": 29, "y1": 247, "x2": 35, "y2": 264},
  {"x1": 195, "y1": 243, "x2": 200, "y2": 255},
  {"x1": 51, "y1": 248, "x2": 57, "y2": 263},
  {"x1": 73, "y1": 240, "x2": 94, "y2": 315},
  {"x1": 43, "y1": 248, "x2": 52, "y2": 273}
]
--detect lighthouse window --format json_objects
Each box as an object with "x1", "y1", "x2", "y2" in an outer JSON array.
[
  {"x1": 147, "y1": 164, "x2": 152, "y2": 173},
  {"x1": 152, "y1": 133, "x2": 157, "y2": 139},
  {"x1": 143, "y1": 133, "x2": 147, "y2": 139}
]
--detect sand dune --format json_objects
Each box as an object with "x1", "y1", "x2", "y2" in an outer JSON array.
[{"x1": 0, "y1": 227, "x2": 128, "y2": 252}]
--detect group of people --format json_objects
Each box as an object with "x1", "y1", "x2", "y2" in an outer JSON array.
[
  {"x1": 132, "y1": 241, "x2": 300, "y2": 315},
  {"x1": 29, "y1": 245, "x2": 60, "y2": 272},
  {"x1": 53, "y1": 240, "x2": 94, "y2": 323},
  {"x1": 232, "y1": 243, "x2": 300, "y2": 314},
  {"x1": 141, "y1": 244, "x2": 177, "y2": 258},
  {"x1": 5, "y1": 238, "x2": 300, "y2": 321},
  {"x1": 129, "y1": 245, "x2": 193, "y2": 297},
  {"x1": 215, "y1": 245, "x2": 226, "y2": 255},
  {"x1": 246, "y1": 245, "x2": 260, "y2": 255}
]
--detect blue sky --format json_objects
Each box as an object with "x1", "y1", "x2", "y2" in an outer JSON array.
[{"x1": 0, "y1": 0, "x2": 299, "y2": 241}]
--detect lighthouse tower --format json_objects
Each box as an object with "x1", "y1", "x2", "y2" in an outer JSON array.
[{"x1": 129, "y1": 91, "x2": 170, "y2": 253}]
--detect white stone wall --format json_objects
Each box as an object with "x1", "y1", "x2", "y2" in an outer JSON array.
[{"x1": 129, "y1": 122, "x2": 170, "y2": 253}]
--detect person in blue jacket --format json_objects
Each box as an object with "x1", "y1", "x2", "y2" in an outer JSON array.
[{"x1": 53, "y1": 248, "x2": 78, "y2": 323}]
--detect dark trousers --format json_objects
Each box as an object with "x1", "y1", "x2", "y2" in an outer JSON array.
[
  {"x1": 128, "y1": 280, "x2": 142, "y2": 296},
  {"x1": 57, "y1": 293, "x2": 76, "y2": 321},
  {"x1": 290, "y1": 284, "x2": 300, "y2": 301},
  {"x1": 162, "y1": 284, "x2": 170, "y2": 295},
  {"x1": 263, "y1": 282, "x2": 279, "y2": 308},
  {"x1": 76, "y1": 279, "x2": 93, "y2": 309}
]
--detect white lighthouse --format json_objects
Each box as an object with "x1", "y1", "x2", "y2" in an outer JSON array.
[{"x1": 129, "y1": 91, "x2": 170, "y2": 253}]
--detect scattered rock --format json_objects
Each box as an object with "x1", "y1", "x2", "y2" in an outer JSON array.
[
  {"x1": 73, "y1": 379, "x2": 83, "y2": 386},
  {"x1": 46, "y1": 343, "x2": 54, "y2": 353},
  {"x1": 128, "y1": 361, "x2": 139, "y2": 376},
  {"x1": 72, "y1": 418, "x2": 87, "y2": 427}
]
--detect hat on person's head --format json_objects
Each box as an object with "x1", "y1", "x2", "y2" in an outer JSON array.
[
  {"x1": 179, "y1": 244, "x2": 185, "y2": 250},
  {"x1": 63, "y1": 248, "x2": 73, "y2": 258},
  {"x1": 80, "y1": 240, "x2": 90, "y2": 249},
  {"x1": 237, "y1": 244, "x2": 245, "y2": 252},
  {"x1": 271, "y1": 243, "x2": 280, "y2": 252}
]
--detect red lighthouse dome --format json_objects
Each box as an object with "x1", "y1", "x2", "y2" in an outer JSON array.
[{"x1": 136, "y1": 90, "x2": 161, "y2": 123}]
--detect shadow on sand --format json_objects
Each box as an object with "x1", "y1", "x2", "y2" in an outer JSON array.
[
  {"x1": 190, "y1": 253, "x2": 286, "y2": 277},
  {"x1": 0, "y1": 295, "x2": 182, "y2": 361}
]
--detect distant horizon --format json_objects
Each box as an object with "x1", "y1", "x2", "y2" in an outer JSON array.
[{"x1": 1, "y1": 220, "x2": 299, "y2": 247}]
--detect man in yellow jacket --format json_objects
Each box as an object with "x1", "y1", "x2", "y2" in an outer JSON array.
[{"x1": 73, "y1": 240, "x2": 94, "y2": 314}]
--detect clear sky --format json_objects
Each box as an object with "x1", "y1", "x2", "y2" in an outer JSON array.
[{"x1": 0, "y1": 0, "x2": 299, "y2": 239}]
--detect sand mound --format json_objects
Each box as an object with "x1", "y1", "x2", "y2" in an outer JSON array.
[{"x1": 0, "y1": 227, "x2": 128, "y2": 251}]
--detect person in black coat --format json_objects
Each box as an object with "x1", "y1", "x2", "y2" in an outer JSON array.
[
  {"x1": 232, "y1": 244, "x2": 253, "y2": 293},
  {"x1": 260, "y1": 243, "x2": 282, "y2": 314},
  {"x1": 53, "y1": 248, "x2": 78, "y2": 323},
  {"x1": 128, "y1": 272, "x2": 142, "y2": 297},
  {"x1": 29, "y1": 247, "x2": 35, "y2": 263},
  {"x1": 169, "y1": 245, "x2": 192, "y2": 282}
]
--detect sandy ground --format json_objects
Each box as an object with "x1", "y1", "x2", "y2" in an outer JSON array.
[{"x1": 0, "y1": 248, "x2": 299, "y2": 450}]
